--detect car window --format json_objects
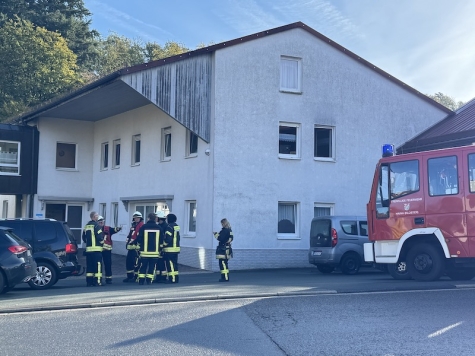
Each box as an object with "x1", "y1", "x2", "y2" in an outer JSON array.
[
  {"x1": 340, "y1": 221, "x2": 358, "y2": 235},
  {"x1": 310, "y1": 219, "x2": 332, "y2": 247},
  {"x1": 34, "y1": 222, "x2": 57, "y2": 242},
  {"x1": 359, "y1": 221, "x2": 368, "y2": 236},
  {"x1": 0, "y1": 230, "x2": 23, "y2": 246}
]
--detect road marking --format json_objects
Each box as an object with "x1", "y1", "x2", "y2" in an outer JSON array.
[{"x1": 428, "y1": 321, "x2": 463, "y2": 338}]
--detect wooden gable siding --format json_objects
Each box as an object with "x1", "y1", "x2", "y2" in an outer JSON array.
[{"x1": 121, "y1": 54, "x2": 212, "y2": 142}]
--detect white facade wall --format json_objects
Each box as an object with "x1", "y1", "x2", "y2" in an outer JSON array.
[
  {"x1": 0, "y1": 195, "x2": 16, "y2": 218},
  {"x1": 210, "y1": 28, "x2": 447, "y2": 268}
]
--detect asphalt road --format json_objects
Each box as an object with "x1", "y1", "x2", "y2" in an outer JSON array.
[
  {"x1": 2, "y1": 264, "x2": 475, "y2": 314},
  {"x1": 2, "y1": 289, "x2": 475, "y2": 356}
]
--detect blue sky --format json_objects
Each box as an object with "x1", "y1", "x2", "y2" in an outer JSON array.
[{"x1": 83, "y1": 0, "x2": 475, "y2": 103}]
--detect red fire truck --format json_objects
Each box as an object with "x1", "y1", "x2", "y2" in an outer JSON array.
[{"x1": 364, "y1": 144, "x2": 475, "y2": 281}]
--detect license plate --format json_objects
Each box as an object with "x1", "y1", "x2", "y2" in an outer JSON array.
[{"x1": 312, "y1": 251, "x2": 322, "y2": 256}]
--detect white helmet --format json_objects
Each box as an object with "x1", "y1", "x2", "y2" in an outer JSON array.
[
  {"x1": 132, "y1": 211, "x2": 143, "y2": 218},
  {"x1": 97, "y1": 216, "x2": 104, "y2": 221},
  {"x1": 155, "y1": 211, "x2": 166, "y2": 219}
]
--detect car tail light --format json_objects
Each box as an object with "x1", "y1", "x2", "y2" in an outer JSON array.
[
  {"x1": 8, "y1": 245, "x2": 28, "y2": 254},
  {"x1": 331, "y1": 228, "x2": 338, "y2": 247},
  {"x1": 65, "y1": 243, "x2": 77, "y2": 254}
]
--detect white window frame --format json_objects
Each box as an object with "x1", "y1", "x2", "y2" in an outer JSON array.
[
  {"x1": 277, "y1": 201, "x2": 300, "y2": 239},
  {"x1": 314, "y1": 203, "x2": 334, "y2": 217},
  {"x1": 101, "y1": 142, "x2": 109, "y2": 170},
  {"x1": 278, "y1": 122, "x2": 301, "y2": 159},
  {"x1": 56, "y1": 142, "x2": 77, "y2": 170},
  {"x1": 132, "y1": 134, "x2": 141, "y2": 166},
  {"x1": 0, "y1": 140, "x2": 20, "y2": 175},
  {"x1": 280, "y1": 56, "x2": 302, "y2": 93},
  {"x1": 314, "y1": 125, "x2": 336, "y2": 162},
  {"x1": 111, "y1": 202, "x2": 119, "y2": 227},
  {"x1": 99, "y1": 203, "x2": 107, "y2": 221},
  {"x1": 185, "y1": 130, "x2": 198, "y2": 158},
  {"x1": 2, "y1": 200, "x2": 8, "y2": 218},
  {"x1": 112, "y1": 139, "x2": 121, "y2": 169},
  {"x1": 161, "y1": 127, "x2": 172, "y2": 161},
  {"x1": 184, "y1": 200, "x2": 197, "y2": 237}
]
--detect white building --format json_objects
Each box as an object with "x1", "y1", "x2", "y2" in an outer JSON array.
[{"x1": 11, "y1": 22, "x2": 451, "y2": 270}]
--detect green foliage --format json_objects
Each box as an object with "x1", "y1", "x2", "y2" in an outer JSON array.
[
  {"x1": 428, "y1": 92, "x2": 465, "y2": 111},
  {"x1": 0, "y1": 17, "x2": 82, "y2": 121},
  {"x1": 144, "y1": 40, "x2": 189, "y2": 62},
  {"x1": 0, "y1": 0, "x2": 98, "y2": 70}
]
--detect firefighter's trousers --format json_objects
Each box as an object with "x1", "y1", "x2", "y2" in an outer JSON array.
[
  {"x1": 102, "y1": 249, "x2": 112, "y2": 283},
  {"x1": 86, "y1": 251, "x2": 102, "y2": 286},
  {"x1": 138, "y1": 256, "x2": 158, "y2": 284},
  {"x1": 125, "y1": 249, "x2": 138, "y2": 280},
  {"x1": 155, "y1": 256, "x2": 167, "y2": 282},
  {"x1": 219, "y1": 258, "x2": 230, "y2": 281},
  {"x1": 164, "y1": 253, "x2": 179, "y2": 283}
]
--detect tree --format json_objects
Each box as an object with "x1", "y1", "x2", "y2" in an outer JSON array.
[
  {"x1": 0, "y1": 18, "x2": 82, "y2": 121},
  {"x1": 95, "y1": 33, "x2": 145, "y2": 77},
  {"x1": 0, "y1": 0, "x2": 99, "y2": 70},
  {"x1": 144, "y1": 41, "x2": 189, "y2": 62},
  {"x1": 428, "y1": 92, "x2": 465, "y2": 111}
]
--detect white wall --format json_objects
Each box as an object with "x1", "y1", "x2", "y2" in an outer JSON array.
[
  {"x1": 0, "y1": 195, "x2": 15, "y2": 218},
  {"x1": 211, "y1": 28, "x2": 447, "y2": 261}
]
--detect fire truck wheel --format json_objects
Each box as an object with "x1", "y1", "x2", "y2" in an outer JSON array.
[
  {"x1": 387, "y1": 261, "x2": 412, "y2": 280},
  {"x1": 446, "y1": 268, "x2": 475, "y2": 281},
  {"x1": 406, "y1": 243, "x2": 445, "y2": 281},
  {"x1": 340, "y1": 253, "x2": 361, "y2": 275}
]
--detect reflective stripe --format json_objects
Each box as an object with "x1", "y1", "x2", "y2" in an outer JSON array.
[
  {"x1": 86, "y1": 247, "x2": 102, "y2": 252},
  {"x1": 163, "y1": 247, "x2": 180, "y2": 252}
]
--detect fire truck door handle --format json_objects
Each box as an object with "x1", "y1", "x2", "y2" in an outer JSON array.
[{"x1": 414, "y1": 217, "x2": 424, "y2": 225}]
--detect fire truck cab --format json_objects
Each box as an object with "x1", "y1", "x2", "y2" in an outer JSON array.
[{"x1": 364, "y1": 144, "x2": 475, "y2": 281}]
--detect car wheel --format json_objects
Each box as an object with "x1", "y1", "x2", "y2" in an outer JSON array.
[
  {"x1": 0, "y1": 271, "x2": 6, "y2": 294},
  {"x1": 446, "y1": 268, "x2": 475, "y2": 281},
  {"x1": 28, "y1": 262, "x2": 58, "y2": 290},
  {"x1": 406, "y1": 243, "x2": 445, "y2": 281},
  {"x1": 316, "y1": 265, "x2": 335, "y2": 274},
  {"x1": 387, "y1": 261, "x2": 412, "y2": 280},
  {"x1": 340, "y1": 253, "x2": 361, "y2": 275}
]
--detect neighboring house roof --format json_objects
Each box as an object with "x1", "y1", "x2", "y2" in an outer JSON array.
[
  {"x1": 398, "y1": 98, "x2": 475, "y2": 153},
  {"x1": 9, "y1": 21, "x2": 451, "y2": 133}
]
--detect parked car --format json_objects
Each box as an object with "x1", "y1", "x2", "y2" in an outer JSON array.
[
  {"x1": 0, "y1": 219, "x2": 82, "y2": 289},
  {"x1": 0, "y1": 226, "x2": 37, "y2": 294},
  {"x1": 308, "y1": 216, "x2": 370, "y2": 275}
]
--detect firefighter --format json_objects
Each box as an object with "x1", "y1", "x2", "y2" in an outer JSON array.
[
  {"x1": 82, "y1": 211, "x2": 104, "y2": 286},
  {"x1": 214, "y1": 218, "x2": 233, "y2": 282},
  {"x1": 134, "y1": 212, "x2": 161, "y2": 285},
  {"x1": 97, "y1": 216, "x2": 122, "y2": 284},
  {"x1": 155, "y1": 211, "x2": 168, "y2": 283},
  {"x1": 163, "y1": 213, "x2": 180, "y2": 283},
  {"x1": 123, "y1": 211, "x2": 144, "y2": 283}
]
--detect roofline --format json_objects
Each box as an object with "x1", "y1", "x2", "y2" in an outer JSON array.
[
  {"x1": 9, "y1": 71, "x2": 121, "y2": 124},
  {"x1": 11, "y1": 21, "x2": 452, "y2": 122}
]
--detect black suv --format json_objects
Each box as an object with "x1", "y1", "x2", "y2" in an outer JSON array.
[{"x1": 0, "y1": 219, "x2": 82, "y2": 289}]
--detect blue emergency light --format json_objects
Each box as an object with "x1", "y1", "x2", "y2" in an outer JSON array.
[{"x1": 382, "y1": 144, "x2": 394, "y2": 157}]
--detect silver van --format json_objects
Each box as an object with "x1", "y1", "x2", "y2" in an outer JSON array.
[{"x1": 308, "y1": 216, "x2": 369, "y2": 275}]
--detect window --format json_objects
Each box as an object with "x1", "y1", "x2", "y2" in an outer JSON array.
[
  {"x1": 469, "y1": 154, "x2": 475, "y2": 193},
  {"x1": 99, "y1": 203, "x2": 107, "y2": 221},
  {"x1": 341, "y1": 220, "x2": 358, "y2": 235},
  {"x1": 0, "y1": 140, "x2": 20, "y2": 175},
  {"x1": 2, "y1": 200, "x2": 8, "y2": 218},
  {"x1": 314, "y1": 126, "x2": 335, "y2": 161},
  {"x1": 161, "y1": 127, "x2": 171, "y2": 160},
  {"x1": 186, "y1": 130, "x2": 198, "y2": 157},
  {"x1": 280, "y1": 56, "x2": 302, "y2": 93},
  {"x1": 135, "y1": 202, "x2": 169, "y2": 218},
  {"x1": 314, "y1": 203, "x2": 334, "y2": 217},
  {"x1": 428, "y1": 156, "x2": 458, "y2": 196},
  {"x1": 111, "y1": 203, "x2": 119, "y2": 227},
  {"x1": 56, "y1": 142, "x2": 76, "y2": 169},
  {"x1": 279, "y1": 123, "x2": 300, "y2": 158},
  {"x1": 101, "y1": 142, "x2": 109, "y2": 170},
  {"x1": 278, "y1": 202, "x2": 299, "y2": 238},
  {"x1": 184, "y1": 200, "x2": 196, "y2": 236},
  {"x1": 391, "y1": 160, "x2": 420, "y2": 199},
  {"x1": 112, "y1": 139, "x2": 121, "y2": 168},
  {"x1": 132, "y1": 134, "x2": 141, "y2": 165}
]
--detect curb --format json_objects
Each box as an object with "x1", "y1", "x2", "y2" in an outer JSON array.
[{"x1": 0, "y1": 289, "x2": 337, "y2": 315}]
